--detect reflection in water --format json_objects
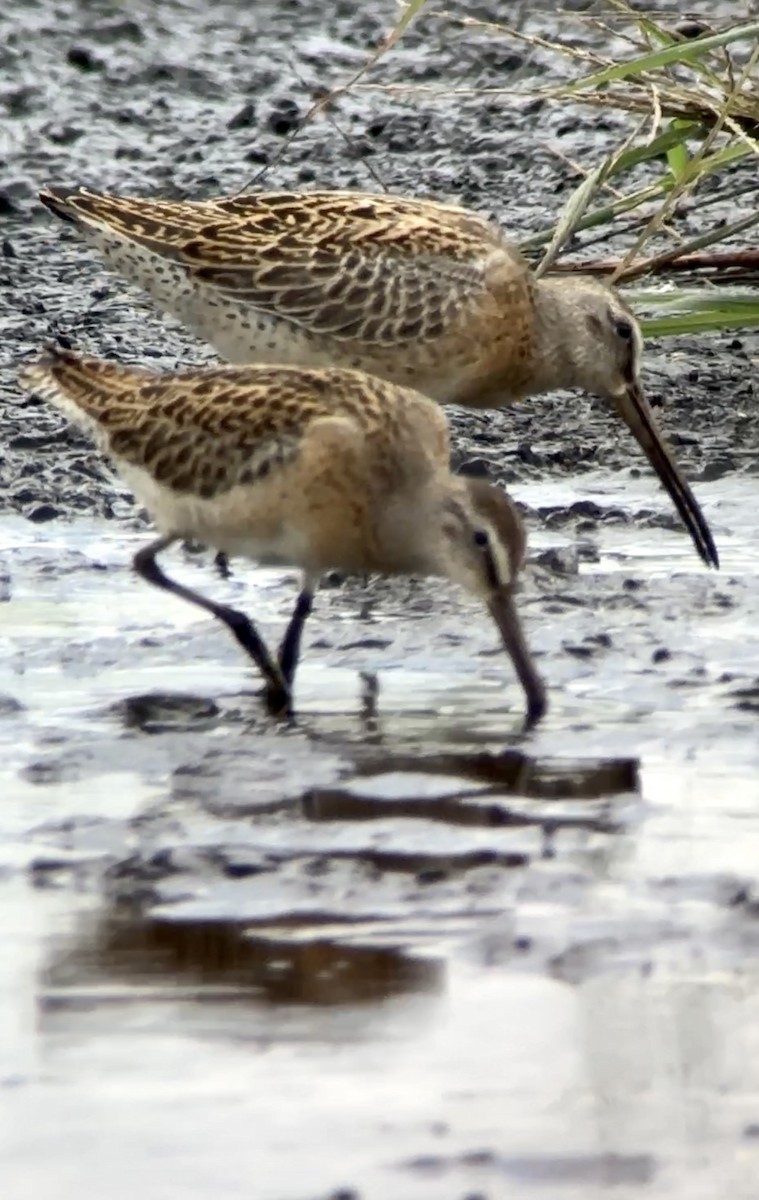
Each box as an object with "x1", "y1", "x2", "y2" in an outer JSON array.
[
  {"x1": 355, "y1": 749, "x2": 640, "y2": 798},
  {"x1": 305, "y1": 750, "x2": 639, "y2": 836},
  {"x1": 18, "y1": 898, "x2": 759, "y2": 1200},
  {"x1": 358, "y1": 669, "x2": 381, "y2": 740},
  {"x1": 3, "y1": 483, "x2": 759, "y2": 1197},
  {"x1": 574, "y1": 962, "x2": 759, "y2": 1161},
  {"x1": 398, "y1": 1148, "x2": 656, "y2": 1187},
  {"x1": 39, "y1": 911, "x2": 445, "y2": 1008},
  {"x1": 113, "y1": 692, "x2": 223, "y2": 734}
]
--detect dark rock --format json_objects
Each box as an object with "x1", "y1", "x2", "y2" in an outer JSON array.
[
  {"x1": 27, "y1": 503, "x2": 60, "y2": 523},
  {"x1": 457, "y1": 457, "x2": 492, "y2": 479},
  {"x1": 267, "y1": 98, "x2": 300, "y2": 136},
  {"x1": 66, "y1": 45, "x2": 102, "y2": 72},
  {"x1": 112, "y1": 693, "x2": 221, "y2": 734},
  {"x1": 227, "y1": 101, "x2": 256, "y2": 130}
]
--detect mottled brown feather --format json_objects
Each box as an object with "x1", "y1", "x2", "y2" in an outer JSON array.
[
  {"x1": 18, "y1": 344, "x2": 550, "y2": 722},
  {"x1": 19, "y1": 346, "x2": 450, "y2": 501},
  {"x1": 38, "y1": 186, "x2": 539, "y2": 388},
  {"x1": 36, "y1": 186, "x2": 718, "y2": 570}
]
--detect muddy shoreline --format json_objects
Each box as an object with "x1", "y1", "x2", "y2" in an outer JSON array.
[
  {"x1": 3, "y1": 2, "x2": 759, "y2": 1198},
  {"x1": 2, "y1": 0, "x2": 759, "y2": 520}
]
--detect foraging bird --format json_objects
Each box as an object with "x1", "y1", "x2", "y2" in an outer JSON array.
[
  {"x1": 19, "y1": 345, "x2": 547, "y2": 727},
  {"x1": 39, "y1": 185, "x2": 719, "y2": 570}
]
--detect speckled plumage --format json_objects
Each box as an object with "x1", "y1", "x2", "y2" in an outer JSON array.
[
  {"x1": 19, "y1": 345, "x2": 546, "y2": 725},
  {"x1": 37, "y1": 187, "x2": 545, "y2": 405},
  {"x1": 38, "y1": 185, "x2": 720, "y2": 569}
]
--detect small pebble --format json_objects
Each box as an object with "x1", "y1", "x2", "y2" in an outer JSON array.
[
  {"x1": 227, "y1": 101, "x2": 256, "y2": 130},
  {"x1": 674, "y1": 20, "x2": 711, "y2": 39},
  {"x1": 457, "y1": 457, "x2": 492, "y2": 478},
  {"x1": 27, "y1": 503, "x2": 60, "y2": 523},
  {"x1": 66, "y1": 45, "x2": 102, "y2": 71},
  {"x1": 267, "y1": 98, "x2": 300, "y2": 136}
]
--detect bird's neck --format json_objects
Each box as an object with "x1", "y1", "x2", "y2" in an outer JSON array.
[
  {"x1": 372, "y1": 482, "x2": 460, "y2": 579},
  {"x1": 528, "y1": 277, "x2": 584, "y2": 395}
]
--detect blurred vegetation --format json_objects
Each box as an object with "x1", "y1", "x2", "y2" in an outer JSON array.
[{"x1": 344, "y1": 1, "x2": 759, "y2": 337}]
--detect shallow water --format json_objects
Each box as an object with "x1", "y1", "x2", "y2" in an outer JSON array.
[
  {"x1": 2, "y1": 0, "x2": 758, "y2": 1189},
  {"x1": 2, "y1": 471, "x2": 759, "y2": 1198}
]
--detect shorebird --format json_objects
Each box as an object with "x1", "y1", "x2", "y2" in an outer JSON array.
[
  {"x1": 38, "y1": 185, "x2": 719, "y2": 570},
  {"x1": 19, "y1": 345, "x2": 547, "y2": 727}
]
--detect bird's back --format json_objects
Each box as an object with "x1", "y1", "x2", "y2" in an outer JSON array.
[
  {"x1": 19, "y1": 349, "x2": 450, "y2": 497},
  {"x1": 39, "y1": 187, "x2": 540, "y2": 405}
]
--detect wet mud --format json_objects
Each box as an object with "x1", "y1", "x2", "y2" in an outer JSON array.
[{"x1": 2, "y1": 2, "x2": 759, "y2": 1199}]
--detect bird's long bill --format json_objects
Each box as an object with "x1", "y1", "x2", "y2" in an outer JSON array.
[
  {"x1": 487, "y1": 587, "x2": 547, "y2": 729},
  {"x1": 614, "y1": 382, "x2": 719, "y2": 569}
]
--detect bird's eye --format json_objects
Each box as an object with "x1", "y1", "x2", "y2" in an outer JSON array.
[
  {"x1": 473, "y1": 530, "x2": 489, "y2": 548},
  {"x1": 615, "y1": 318, "x2": 634, "y2": 341}
]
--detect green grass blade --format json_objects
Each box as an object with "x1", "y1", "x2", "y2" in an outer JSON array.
[
  {"x1": 390, "y1": 0, "x2": 428, "y2": 43},
  {"x1": 642, "y1": 310, "x2": 759, "y2": 335},
  {"x1": 665, "y1": 119, "x2": 694, "y2": 180},
  {"x1": 561, "y1": 21, "x2": 759, "y2": 92},
  {"x1": 666, "y1": 140, "x2": 690, "y2": 180},
  {"x1": 536, "y1": 161, "x2": 611, "y2": 274},
  {"x1": 632, "y1": 289, "x2": 759, "y2": 335},
  {"x1": 613, "y1": 123, "x2": 703, "y2": 172},
  {"x1": 656, "y1": 211, "x2": 759, "y2": 260},
  {"x1": 519, "y1": 182, "x2": 665, "y2": 254}
]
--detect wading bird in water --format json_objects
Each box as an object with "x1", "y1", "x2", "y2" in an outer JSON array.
[
  {"x1": 39, "y1": 185, "x2": 719, "y2": 570},
  {"x1": 19, "y1": 345, "x2": 547, "y2": 728}
]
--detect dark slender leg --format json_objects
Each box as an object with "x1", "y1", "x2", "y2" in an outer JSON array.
[
  {"x1": 359, "y1": 671, "x2": 379, "y2": 721},
  {"x1": 214, "y1": 551, "x2": 231, "y2": 579},
  {"x1": 273, "y1": 588, "x2": 314, "y2": 699},
  {"x1": 134, "y1": 535, "x2": 290, "y2": 712}
]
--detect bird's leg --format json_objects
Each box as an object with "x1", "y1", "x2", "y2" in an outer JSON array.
[
  {"x1": 272, "y1": 573, "x2": 318, "y2": 704},
  {"x1": 359, "y1": 671, "x2": 380, "y2": 722},
  {"x1": 214, "y1": 551, "x2": 232, "y2": 579},
  {"x1": 133, "y1": 535, "x2": 290, "y2": 714}
]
